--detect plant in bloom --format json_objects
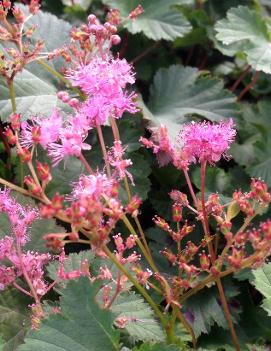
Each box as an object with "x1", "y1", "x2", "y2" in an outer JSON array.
[{"x1": 0, "y1": 3, "x2": 271, "y2": 351}]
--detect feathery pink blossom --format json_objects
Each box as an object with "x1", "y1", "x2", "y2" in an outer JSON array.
[
  {"x1": 71, "y1": 173, "x2": 115, "y2": 202},
  {"x1": 178, "y1": 119, "x2": 236, "y2": 164},
  {"x1": 108, "y1": 140, "x2": 133, "y2": 183},
  {"x1": 0, "y1": 189, "x2": 38, "y2": 245},
  {"x1": 0, "y1": 190, "x2": 50, "y2": 296},
  {"x1": 68, "y1": 56, "x2": 135, "y2": 95},
  {"x1": 48, "y1": 128, "x2": 91, "y2": 166},
  {"x1": 20, "y1": 110, "x2": 62, "y2": 149},
  {"x1": 68, "y1": 56, "x2": 138, "y2": 126},
  {"x1": 140, "y1": 125, "x2": 174, "y2": 167}
]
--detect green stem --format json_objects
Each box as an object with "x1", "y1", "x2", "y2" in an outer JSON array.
[
  {"x1": 110, "y1": 118, "x2": 154, "y2": 262},
  {"x1": 7, "y1": 79, "x2": 16, "y2": 113},
  {"x1": 37, "y1": 59, "x2": 85, "y2": 99},
  {"x1": 8, "y1": 78, "x2": 25, "y2": 186},
  {"x1": 102, "y1": 245, "x2": 168, "y2": 329},
  {"x1": 96, "y1": 125, "x2": 111, "y2": 177},
  {"x1": 176, "y1": 309, "x2": 197, "y2": 349},
  {"x1": 121, "y1": 214, "x2": 159, "y2": 273}
]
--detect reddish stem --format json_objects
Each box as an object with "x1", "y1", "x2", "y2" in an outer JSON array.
[
  {"x1": 183, "y1": 169, "x2": 198, "y2": 207},
  {"x1": 200, "y1": 161, "x2": 240, "y2": 351},
  {"x1": 200, "y1": 161, "x2": 215, "y2": 262},
  {"x1": 79, "y1": 153, "x2": 94, "y2": 175},
  {"x1": 230, "y1": 65, "x2": 250, "y2": 92},
  {"x1": 237, "y1": 71, "x2": 260, "y2": 102},
  {"x1": 131, "y1": 42, "x2": 160, "y2": 64}
]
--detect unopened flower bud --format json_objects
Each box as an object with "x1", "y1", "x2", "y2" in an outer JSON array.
[
  {"x1": 36, "y1": 161, "x2": 52, "y2": 184},
  {"x1": 3, "y1": 127, "x2": 16, "y2": 145},
  {"x1": 10, "y1": 113, "x2": 21, "y2": 130},
  {"x1": 199, "y1": 252, "x2": 210, "y2": 270},
  {"x1": 13, "y1": 7, "x2": 25, "y2": 23},
  {"x1": 24, "y1": 175, "x2": 42, "y2": 196},
  {"x1": 17, "y1": 147, "x2": 31, "y2": 163},
  {"x1": 153, "y1": 216, "x2": 170, "y2": 231},
  {"x1": 129, "y1": 5, "x2": 144, "y2": 19},
  {"x1": 172, "y1": 203, "x2": 182, "y2": 222},
  {"x1": 126, "y1": 235, "x2": 136, "y2": 249},
  {"x1": 111, "y1": 34, "x2": 121, "y2": 45}
]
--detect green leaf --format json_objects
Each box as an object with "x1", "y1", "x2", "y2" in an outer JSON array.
[
  {"x1": 231, "y1": 101, "x2": 271, "y2": 186},
  {"x1": 47, "y1": 250, "x2": 95, "y2": 289},
  {"x1": 111, "y1": 292, "x2": 165, "y2": 342},
  {"x1": 215, "y1": 6, "x2": 271, "y2": 73},
  {"x1": 0, "y1": 288, "x2": 31, "y2": 351},
  {"x1": 102, "y1": 0, "x2": 192, "y2": 41},
  {"x1": 133, "y1": 344, "x2": 181, "y2": 351},
  {"x1": 18, "y1": 277, "x2": 120, "y2": 351},
  {"x1": 246, "y1": 138, "x2": 271, "y2": 186},
  {"x1": 119, "y1": 152, "x2": 152, "y2": 202},
  {"x1": 0, "y1": 7, "x2": 71, "y2": 121},
  {"x1": 61, "y1": 0, "x2": 92, "y2": 10},
  {"x1": 145, "y1": 65, "x2": 238, "y2": 138},
  {"x1": 252, "y1": 263, "x2": 271, "y2": 316},
  {"x1": 186, "y1": 280, "x2": 240, "y2": 337}
]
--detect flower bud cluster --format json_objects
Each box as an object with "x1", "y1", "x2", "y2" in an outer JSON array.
[{"x1": 0, "y1": 0, "x2": 43, "y2": 79}]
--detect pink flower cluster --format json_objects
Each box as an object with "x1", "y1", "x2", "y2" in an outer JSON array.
[
  {"x1": 0, "y1": 190, "x2": 50, "y2": 295},
  {"x1": 69, "y1": 56, "x2": 138, "y2": 127},
  {"x1": 20, "y1": 109, "x2": 91, "y2": 166},
  {"x1": 179, "y1": 119, "x2": 236, "y2": 164},
  {"x1": 18, "y1": 56, "x2": 138, "y2": 167},
  {"x1": 141, "y1": 119, "x2": 236, "y2": 168}
]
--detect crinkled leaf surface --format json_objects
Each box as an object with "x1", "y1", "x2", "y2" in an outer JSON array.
[
  {"x1": 0, "y1": 288, "x2": 31, "y2": 351},
  {"x1": 111, "y1": 292, "x2": 165, "y2": 342},
  {"x1": 47, "y1": 251, "x2": 95, "y2": 291},
  {"x1": 133, "y1": 344, "x2": 180, "y2": 351},
  {"x1": 185, "y1": 281, "x2": 240, "y2": 337},
  {"x1": 18, "y1": 278, "x2": 120, "y2": 351},
  {"x1": 145, "y1": 65, "x2": 238, "y2": 139},
  {"x1": 252, "y1": 263, "x2": 271, "y2": 316},
  {"x1": 231, "y1": 101, "x2": 271, "y2": 186},
  {"x1": 102, "y1": 0, "x2": 192, "y2": 41},
  {"x1": 215, "y1": 6, "x2": 271, "y2": 73}
]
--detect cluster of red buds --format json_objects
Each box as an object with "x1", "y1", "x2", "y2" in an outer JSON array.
[
  {"x1": 47, "y1": 5, "x2": 144, "y2": 71},
  {"x1": 149, "y1": 177, "x2": 271, "y2": 300},
  {"x1": 0, "y1": 0, "x2": 43, "y2": 80},
  {"x1": 233, "y1": 178, "x2": 271, "y2": 216}
]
